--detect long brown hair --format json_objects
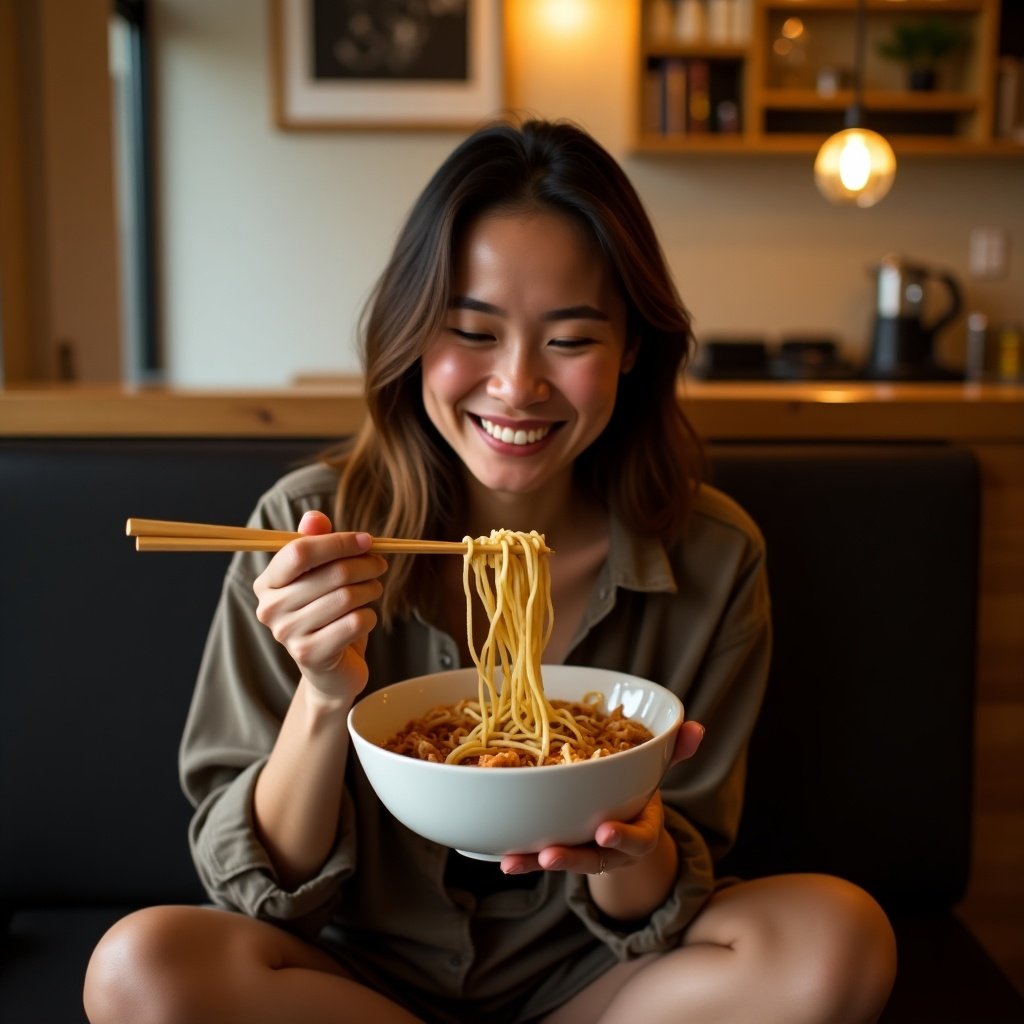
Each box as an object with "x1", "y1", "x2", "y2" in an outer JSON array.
[{"x1": 331, "y1": 117, "x2": 704, "y2": 625}]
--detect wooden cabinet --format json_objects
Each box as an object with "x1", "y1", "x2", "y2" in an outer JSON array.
[{"x1": 636, "y1": 0, "x2": 1024, "y2": 155}]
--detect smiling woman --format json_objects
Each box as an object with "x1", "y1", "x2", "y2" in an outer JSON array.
[
  {"x1": 419, "y1": 208, "x2": 632, "y2": 504},
  {"x1": 332, "y1": 119, "x2": 706, "y2": 633},
  {"x1": 83, "y1": 117, "x2": 896, "y2": 1024}
]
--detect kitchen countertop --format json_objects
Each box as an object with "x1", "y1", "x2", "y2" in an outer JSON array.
[{"x1": 1, "y1": 378, "x2": 1022, "y2": 442}]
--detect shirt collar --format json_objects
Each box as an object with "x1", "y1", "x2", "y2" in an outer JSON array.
[{"x1": 606, "y1": 504, "x2": 678, "y2": 595}]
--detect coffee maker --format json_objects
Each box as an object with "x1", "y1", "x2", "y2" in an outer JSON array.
[{"x1": 863, "y1": 254, "x2": 963, "y2": 380}]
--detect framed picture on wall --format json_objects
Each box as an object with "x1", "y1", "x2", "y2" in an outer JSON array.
[{"x1": 270, "y1": 0, "x2": 505, "y2": 130}]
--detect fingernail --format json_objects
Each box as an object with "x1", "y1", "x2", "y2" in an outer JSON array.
[
  {"x1": 354, "y1": 532, "x2": 372, "y2": 549},
  {"x1": 604, "y1": 831, "x2": 620, "y2": 848},
  {"x1": 504, "y1": 864, "x2": 525, "y2": 875},
  {"x1": 548, "y1": 857, "x2": 565, "y2": 870}
]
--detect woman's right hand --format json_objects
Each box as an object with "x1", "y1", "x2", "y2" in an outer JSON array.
[{"x1": 253, "y1": 510, "x2": 388, "y2": 703}]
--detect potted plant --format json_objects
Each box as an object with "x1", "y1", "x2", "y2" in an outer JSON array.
[{"x1": 877, "y1": 17, "x2": 970, "y2": 91}]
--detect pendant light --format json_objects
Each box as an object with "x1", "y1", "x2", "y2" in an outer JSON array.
[{"x1": 814, "y1": 0, "x2": 896, "y2": 208}]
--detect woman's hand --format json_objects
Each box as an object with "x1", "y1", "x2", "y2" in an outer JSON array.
[
  {"x1": 253, "y1": 511, "x2": 388, "y2": 703},
  {"x1": 499, "y1": 719, "x2": 705, "y2": 880},
  {"x1": 670, "y1": 718, "x2": 705, "y2": 767},
  {"x1": 499, "y1": 719, "x2": 704, "y2": 920}
]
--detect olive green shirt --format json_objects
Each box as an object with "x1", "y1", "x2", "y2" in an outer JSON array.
[{"x1": 180, "y1": 462, "x2": 771, "y2": 1023}]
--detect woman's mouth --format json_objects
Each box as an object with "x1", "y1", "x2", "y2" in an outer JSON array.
[{"x1": 477, "y1": 416, "x2": 555, "y2": 447}]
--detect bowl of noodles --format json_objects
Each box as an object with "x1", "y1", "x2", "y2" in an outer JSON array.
[
  {"x1": 347, "y1": 664, "x2": 684, "y2": 860},
  {"x1": 348, "y1": 529, "x2": 683, "y2": 859}
]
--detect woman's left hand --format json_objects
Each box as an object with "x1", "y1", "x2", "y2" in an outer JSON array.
[{"x1": 500, "y1": 718, "x2": 704, "y2": 879}]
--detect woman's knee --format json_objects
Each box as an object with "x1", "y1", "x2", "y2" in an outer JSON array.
[
  {"x1": 779, "y1": 874, "x2": 897, "y2": 1023},
  {"x1": 83, "y1": 904, "x2": 234, "y2": 1024},
  {"x1": 687, "y1": 873, "x2": 896, "y2": 1023}
]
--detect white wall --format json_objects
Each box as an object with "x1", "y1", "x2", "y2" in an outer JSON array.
[{"x1": 154, "y1": 0, "x2": 1024, "y2": 387}]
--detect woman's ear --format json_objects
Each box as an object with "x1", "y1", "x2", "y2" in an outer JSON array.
[{"x1": 620, "y1": 336, "x2": 640, "y2": 375}]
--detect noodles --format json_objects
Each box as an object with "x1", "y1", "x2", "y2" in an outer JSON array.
[
  {"x1": 383, "y1": 529, "x2": 654, "y2": 767},
  {"x1": 384, "y1": 695, "x2": 654, "y2": 767}
]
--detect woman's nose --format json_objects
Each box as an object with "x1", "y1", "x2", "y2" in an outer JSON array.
[{"x1": 486, "y1": 349, "x2": 550, "y2": 406}]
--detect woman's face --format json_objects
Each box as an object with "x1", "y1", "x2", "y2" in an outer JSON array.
[{"x1": 421, "y1": 209, "x2": 633, "y2": 499}]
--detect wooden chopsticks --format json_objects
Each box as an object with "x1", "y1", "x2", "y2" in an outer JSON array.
[{"x1": 125, "y1": 518, "x2": 551, "y2": 555}]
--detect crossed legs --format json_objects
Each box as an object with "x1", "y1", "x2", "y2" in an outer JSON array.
[{"x1": 84, "y1": 873, "x2": 896, "y2": 1024}]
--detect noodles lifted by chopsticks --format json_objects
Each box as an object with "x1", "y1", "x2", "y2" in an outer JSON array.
[{"x1": 384, "y1": 529, "x2": 653, "y2": 767}]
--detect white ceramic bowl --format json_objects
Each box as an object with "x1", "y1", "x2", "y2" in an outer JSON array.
[{"x1": 348, "y1": 665, "x2": 683, "y2": 860}]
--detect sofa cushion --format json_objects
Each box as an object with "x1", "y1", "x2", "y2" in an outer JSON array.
[
  {"x1": 1, "y1": 906, "x2": 126, "y2": 1023},
  {"x1": 710, "y1": 445, "x2": 978, "y2": 911},
  {"x1": 0, "y1": 439, "x2": 327, "y2": 909}
]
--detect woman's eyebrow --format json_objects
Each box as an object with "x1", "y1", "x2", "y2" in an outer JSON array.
[
  {"x1": 450, "y1": 296, "x2": 610, "y2": 322},
  {"x1": 451, "y1": 296, "x2": 504, "y2": 316},
  {"x1": 543, "y1": 304, "x2": 610, "y2": 323}
]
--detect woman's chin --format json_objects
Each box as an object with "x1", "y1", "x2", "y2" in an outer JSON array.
[{"x1": 467, "y1": 458, "x2": 572, "y2": 497}]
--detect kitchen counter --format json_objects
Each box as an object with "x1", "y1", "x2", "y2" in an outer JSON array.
[{"x1": 1, "y1": 378, "x2": 1022, "y2": 440}]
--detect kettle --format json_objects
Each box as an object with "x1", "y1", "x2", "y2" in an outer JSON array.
[{"x1": 863, "y1": 254, "x2": 963, "y2": 380}]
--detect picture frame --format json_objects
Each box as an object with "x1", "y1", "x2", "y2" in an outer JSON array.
[{"x1": 270, "y1": 0, "x2": 505, "y2": 131}]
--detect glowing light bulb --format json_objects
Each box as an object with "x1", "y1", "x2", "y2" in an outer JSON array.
[
  {"x1": 814, "y1": 128, "x2": 897, "y2": 209},
  {"x1": 541, "y1": 0, "x2": 587, "y2": 34},
  {"x1": 838, "y1": 135, "x2": 870, "y2": 191}
]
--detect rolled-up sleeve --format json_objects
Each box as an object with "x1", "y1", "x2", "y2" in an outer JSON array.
[
  {"x1": 188, "y1": 757, "x2": 358, "y2": 929},
  {"x1": 179, "y1": 465, "x2": 355, "y2": 932},
  {"x1": 562, "y1": 808, "x2": 714, "y2": 958}
]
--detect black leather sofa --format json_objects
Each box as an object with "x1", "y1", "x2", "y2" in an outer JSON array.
[{"x1": 2, "y1": 436, "x2": 1022, "y2": 1022}]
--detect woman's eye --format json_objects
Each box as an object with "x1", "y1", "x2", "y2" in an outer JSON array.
[
  {"x1": 549, "y1": 337, "x2": 593, "y2": 350},
  {"x1": 449, "y1": 327, "x2": 494, "y2": 343}
]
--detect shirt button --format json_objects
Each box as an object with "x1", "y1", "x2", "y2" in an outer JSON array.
[
  {"x1": 440, "y1": 653, "x2": 454, "y2": 669},
  {"x1": 449, "y1": 955, "x2": 463, "y2": 968},
  {"x1": 598, "y1": 588, "x2": 609, "y2": 600}
]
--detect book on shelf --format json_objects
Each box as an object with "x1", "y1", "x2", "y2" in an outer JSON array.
[
  {"x1": 687, "y1": 59, "x2": 711, "y2": 133},
  {"x1": 665, "y1": 58, "x2": 689, "y2": 135},
  {"x1": 645, "y1": 57, "x2": 742, "y2": 137}
]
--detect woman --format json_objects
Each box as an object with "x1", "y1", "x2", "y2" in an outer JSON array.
[{"x1": 84, "y1": 117, "x2": 896, "y2": 1024}]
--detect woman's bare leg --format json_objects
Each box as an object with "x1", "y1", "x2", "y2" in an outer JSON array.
[
  {"x1": 543, "y1": 873, "x2": 897, "y2": 1024},
  {"x1": 83, "y1": 904, "x2": 422, "y2": 1024}
]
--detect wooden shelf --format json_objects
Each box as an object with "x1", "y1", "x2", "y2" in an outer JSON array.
[
  {"x1": 635, "y1": 0, "x2": 1022, "y2": 155},
  {"x1": 766, "y1": 0, "x2": 985, "y2": 11},
  {"x1": 635, "y1": 131, "x2": 751, "y2": 152},
  {"x1": 635, "y1": 131, "x2": 1024, "y2": 156},
  {"x1": 644, "y1": 41, "x2": 748, "y2": 60},
  {"x1": 761, "y1": 87, "x2": 980, "y2": 111}
]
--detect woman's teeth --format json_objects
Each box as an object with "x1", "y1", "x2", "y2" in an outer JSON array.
[{"x1": 479, "y1": 417, "x2": 551, "y2": 446}]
